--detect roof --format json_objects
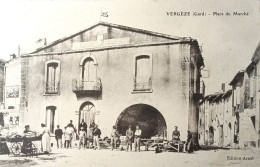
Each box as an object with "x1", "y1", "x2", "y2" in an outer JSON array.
[
  {"x1": 229, "y1": 70, "x2": 245, "y2": 86},
  {"x1": 200, "y1": 89, "x2": 232, "y2": 105},
  {"x1": 222, "y1": 89, "x2": 232, "y2": 98},
  {"x1": 246, "y1": 62, "x2": 256, "y2": 73},
  {"x1": 0, "y1": 58, "x2": 6, "y2": 63},
  {"x1": 251, "y1": 41, "x2": 260, "y2": 63},
  {"x1": 31, "y1": 21, "x2": 189, "y2": 54}
]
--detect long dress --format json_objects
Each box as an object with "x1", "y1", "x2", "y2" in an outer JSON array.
[{"x1": 41, "y1": 127, "x2": 51, "y2": 152}]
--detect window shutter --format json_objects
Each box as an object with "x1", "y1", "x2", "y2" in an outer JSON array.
[
  {"x1": 233, "y1": 88, "x2": 236, "y2": 107},
  {"x1": 244, "y1": 79, "x2": 250, "y2": 109},
  {"x1": 253, "y1": 76, "x2": 257, "y2": 108},
  {"x1": 236, "y1": 86, "x2": 240, "y2": 105},
  {"x1": 249, "y1": 77, "x2": 255, "y2": 97}
]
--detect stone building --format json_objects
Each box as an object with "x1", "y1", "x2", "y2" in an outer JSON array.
[
  {"x1": 3, "y1": 22, "x2": 204, "y2": 141},
  {"x1": 199, "y1": 41, "x2": 260, "y2": 149},
  {"x1": 0, "y1": 59, "x2": 5, "y2": 104},
  {"x1": 199, "y1": 88, "x2": 234, "y2": 147}
]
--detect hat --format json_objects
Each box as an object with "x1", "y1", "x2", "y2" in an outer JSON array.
[{"x1": 25, "y1": 125, "x2": 29, "y2": 128}]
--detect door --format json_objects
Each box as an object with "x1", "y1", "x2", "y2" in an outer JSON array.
[{"x1": 80, "y1": 102, "x2": 95, "y2": 127}]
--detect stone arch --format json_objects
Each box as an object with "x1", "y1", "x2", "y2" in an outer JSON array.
[{"x1": 115, "y1": 103, "x2": 167, "y2": 139}]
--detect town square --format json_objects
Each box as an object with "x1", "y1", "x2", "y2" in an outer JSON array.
[{"x1": 0, "y1": 0, "x2": 260, "y2": 167}]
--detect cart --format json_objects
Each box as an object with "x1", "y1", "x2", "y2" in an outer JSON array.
[{"x1": 6, "y1": 134, "x2": 41, "y2": 157}]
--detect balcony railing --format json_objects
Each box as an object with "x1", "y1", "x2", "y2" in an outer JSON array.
[
  {"x1": 45, "y1": 81, "x2": 60, "y2": 94},
  {"x1": 133, "y1": 77, "x2": 152, "y2": 91},
  {"x1": 72, "y1": 78, "x2": 102, "y2": 93}
]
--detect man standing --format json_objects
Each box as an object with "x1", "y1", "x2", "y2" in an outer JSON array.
[
  {"x1": 67, "y1": 120, "x2": 75, "y2": 131},
  {"x1": 79, "y1": 119, "x2": 87, "y2": 132},
  {"x1": 126, "y1": 125, "x2": 133, "y2": 151},
  {"x1": 172, "y1": 126, "x2": 180, "y2": 143},
  {"x1": 110, "y1": 126, "x2": 119, "y2": 150},
  {"x1": 55, "y1": 125, "x2": 63, "y2": 149},
  {"x1": 185, "y1": 130, "x2": 194, "y2": 153},
  {"x1": 93, "y1": 124, "x2": 101, "y2": 150},
  {"x1": 134, "y1": 125, "x2": 142, "y2": 152},
  {"x1": 78, "y1": 127, "x2": 87, "y2": 149}
]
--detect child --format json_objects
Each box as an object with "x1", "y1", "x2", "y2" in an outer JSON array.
[{"x1": 79, "y1": 127, "x2": 86, "y2": 149}]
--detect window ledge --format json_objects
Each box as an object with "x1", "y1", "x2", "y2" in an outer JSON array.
[
  {"x1": 43, "y1": 93, "x2": 60, "y2": 96},
  {"x1": 132, "y1": 89, "x2": 153, "y2": 93}
]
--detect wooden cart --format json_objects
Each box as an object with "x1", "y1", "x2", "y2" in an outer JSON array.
[{"x1": 6, "y1": 135, "x2": 41, "y2": 157}]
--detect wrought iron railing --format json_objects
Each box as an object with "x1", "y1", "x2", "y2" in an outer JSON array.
[
  {"x1": 45, "y1": 81, "x2": 60, "y2": 94},
  {"x1": 133, "y1": 77, "x2": 152, "y2": 91},
  {"x1": 72, "y1": 78, "x2": 102, "y2": 92}
]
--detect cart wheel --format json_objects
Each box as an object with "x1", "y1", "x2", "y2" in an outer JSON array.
[
  {"x1": 11, "y1": 142, "x2": 21, "y2": 155},
  {"x1": 26, "y1": 142, "x2": 37, "y2": 156}
]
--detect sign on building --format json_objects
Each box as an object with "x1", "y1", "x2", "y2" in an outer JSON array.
[{"x1": 6, "y1": 85, "x2": 19, "y2": 98}]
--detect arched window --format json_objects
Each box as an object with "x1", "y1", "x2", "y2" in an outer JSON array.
[
  {"x1": 133, "y1": 54, "x2": 152, "y2": 92},
  {"x1": 82, "y1": 57, "x2": 96, "y2": 82},
  {"x1": 45, "y1": 60, "x2": 60, "y2": 94},
  {"x1": 79, "y1": 102, "x2": 95, "y2": 127}
]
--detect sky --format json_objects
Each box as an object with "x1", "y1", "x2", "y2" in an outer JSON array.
[{"x1": 0, "y1": 0, "x2": 259, "y2": 94}]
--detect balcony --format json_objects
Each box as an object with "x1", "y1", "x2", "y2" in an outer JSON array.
[
  {"x1": 133, "y1": 77, "x2": 152, "y2": 92},
  {"x1": 45, "y1": 81, "x2": 60, "y2": 94},
  {"x1": 72, "y1": 78, "x2": 102, "y2": 96}
]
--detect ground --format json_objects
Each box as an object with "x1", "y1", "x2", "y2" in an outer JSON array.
[{"x1": 0, "y1": 146, "x2": 260, "y2": 167}]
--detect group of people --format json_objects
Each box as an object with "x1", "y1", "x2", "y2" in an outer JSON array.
[
  {"x1": 111, "y1": 124, "x2": 142, "y2": 152},
  {"x1": 54, "y1": 120, "x2": 143, "y2": 152},
  {"x1": 171, "y1": 126, "x2": 194, "y2": 153},
  {"x1": 23, "y1": 119, "x2": 194, "y2": 153},
  {"x1": 54, "y1": 119, "x2": 101, "y2": 150}
]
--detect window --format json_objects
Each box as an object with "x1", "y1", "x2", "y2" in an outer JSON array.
[
  {"x1": 249, "y1": 76, "x2": 256, "y2": 108},
  {"x1": 133, "y1": 54, "x2": 152, "y2": 92},
  {"x1": 46, "y1": 106, "x2": 56, "y2": 133},
  {"x1": 45, "y1": 60, "x2": 60, "y2": 94}
]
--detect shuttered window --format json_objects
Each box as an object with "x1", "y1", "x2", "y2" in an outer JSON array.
[
  {"x1": 134, "y1": 55, "x2": 152, "y2": 91},
  {"x1": 45, "y1": 61, "x2": 60, "y2": 94}
]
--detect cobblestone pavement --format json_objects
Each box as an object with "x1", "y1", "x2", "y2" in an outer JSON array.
[{"x1": 0, "y1": 147, "x2": 260, "y2": 167}]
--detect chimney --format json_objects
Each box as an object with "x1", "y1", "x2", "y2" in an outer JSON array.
[
  {"x1": 35, "y1": 38, "x2": 47, "y2": 49},
  {"x1": 221, "y1": 83, "x2": 225, "y2": 92},
  {"x1": 10, "y1": 53, "x2": 17, "y2": 60}
]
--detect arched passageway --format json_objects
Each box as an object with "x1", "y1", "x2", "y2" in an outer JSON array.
[{"x1": 115, "y1": 104, "x2": 167, "y2": 139}]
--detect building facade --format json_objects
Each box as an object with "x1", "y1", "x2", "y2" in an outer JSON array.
[
  {"x1": 0, "y1": 59, "x2": 5, "y2": 105},
  {"x1": 199, "y1": 89, "x2": 235, "y2": 147},
  {"x1": 2, "y1": 22, "x2": 204, "y2": 141},
  {"x1": 199, "y1": 41, "x2": 260, "y2": 149}
]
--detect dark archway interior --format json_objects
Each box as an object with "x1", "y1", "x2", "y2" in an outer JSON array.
[{"x1": 115, "y1": 104, "x2": 167, "y2": 139}]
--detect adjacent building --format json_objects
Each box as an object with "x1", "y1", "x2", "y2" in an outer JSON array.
[
  {"x1": 199, "y1": 87, "x2": 234, "y2": 147},
  {"x1": 1, "y1": 22, "x2": 205, "y2": 142},
  {"x1": 199, "y1": 41, "x2": 260, "y2": 149}
]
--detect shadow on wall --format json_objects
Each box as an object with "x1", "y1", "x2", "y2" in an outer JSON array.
[{"x1": 115, "y1": 104, "x2": 167, "y2": 139}]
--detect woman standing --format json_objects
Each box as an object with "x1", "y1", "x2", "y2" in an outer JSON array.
[{"x1": 40, "y1": 123, "x2": 51, "y2": 154}]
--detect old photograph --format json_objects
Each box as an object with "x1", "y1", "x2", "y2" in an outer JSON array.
[{"x1": 0, "y1": 0, "x2": 260, "y2": 166}]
